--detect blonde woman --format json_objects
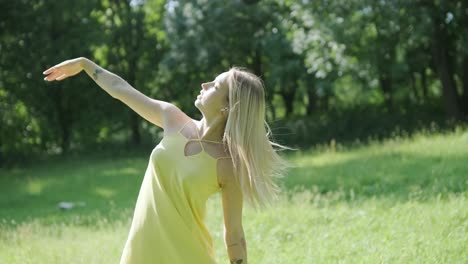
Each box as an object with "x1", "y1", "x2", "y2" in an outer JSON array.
[{"x1": 43, "y1": 57, "x2": 290, "y2": 264}]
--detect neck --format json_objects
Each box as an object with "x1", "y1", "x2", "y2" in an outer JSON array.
[{"x1": 198, "y1": 112, "x2": 227, "y2": 142}]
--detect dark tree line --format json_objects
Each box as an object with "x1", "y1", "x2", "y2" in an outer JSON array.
[{"x1": 1, "y1": 0, "x2": 467, "y2": 166}]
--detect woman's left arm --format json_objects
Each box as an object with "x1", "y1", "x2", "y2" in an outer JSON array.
[{"x1": 220, "y1": 159, "x2": 247, "y2": 264}]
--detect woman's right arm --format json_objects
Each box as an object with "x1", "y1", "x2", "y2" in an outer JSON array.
[{"x1": 43, "y1": 57, "x2": 183, "y2": 129}]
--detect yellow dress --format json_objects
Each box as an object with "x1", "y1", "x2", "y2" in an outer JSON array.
[{"x1": 119, "y1": 120, "x2": 229, "y2": 264}]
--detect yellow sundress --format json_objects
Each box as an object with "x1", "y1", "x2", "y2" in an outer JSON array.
[{"x1": 119, "y1": 120, "x2": 229, "y2": 264}]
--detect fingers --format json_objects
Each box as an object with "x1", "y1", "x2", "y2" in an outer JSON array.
[
  {"x1": 43, "y1": 67, "x2": 55, "y2": 75},
  {"x1": 56, "y1": 74, "x2": 67, "y2": 81},
  {"x1": 43, "y1": 67, "x2": 58, "y2": 81},
  {"x1": 43, "y1": 60, "x2": 72, "y2": 81},
  {"x1": 44, "y1": 71, "x2": 63, "y2": 81},
  {"x1": 43, "y1": 61, "x2": 65, "y2": 78}
]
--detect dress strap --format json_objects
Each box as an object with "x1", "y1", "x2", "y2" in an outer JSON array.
[
  {"x1": 194, "y1": 123, "x2": 205, "y2": 152},
  {"x1": 177, "y1": 120, "x2": 192, "y2": 134},
  {"x1": 185, "y1": 120, "x2": 224, "y2": 145},
  {"x1": 216, "y1": 156, "x2": 232, "y2": 161},
  {"x1": 199, "y1": 139, "x2": 224, "y2": 144}
]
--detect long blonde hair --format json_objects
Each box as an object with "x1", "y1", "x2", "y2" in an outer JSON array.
[{"x1": 224, "y1": 67, "x2": 293, "y2": 211}]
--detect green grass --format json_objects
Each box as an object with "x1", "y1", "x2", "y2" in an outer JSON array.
[{"x1": 1, "y1": 128, "x2": 467, "y2": 263}]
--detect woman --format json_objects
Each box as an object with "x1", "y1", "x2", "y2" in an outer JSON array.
[{"x1": 43, "y1": 57, "x2": 290, "y2": 264}]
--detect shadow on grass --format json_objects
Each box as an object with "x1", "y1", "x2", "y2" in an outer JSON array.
[
  {"x1": 1, "y1": 143, "x2": 467, "y2": 227},
  {"x1": 0, "y1": 151, "x2": 151, "y2": 227},
  {"x1": 282, "y1": 150, "x2": 468, "y2": 203}
]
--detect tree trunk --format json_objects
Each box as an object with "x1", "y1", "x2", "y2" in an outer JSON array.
[
  {"x1": 265, "y1": 96, "x2": 276, "y2": 122},
  {"x1": 280, "y1": 91, "x2": 295, "y2": 118},
  {"x1": 49, "y1": 8, "x2": 71, "y2": 154},
  {"x1": 130, "y1": 112, "x2": 141, "y2": 145},
  {"x1": 410, "y1": 72, "x2": 419, "y2": 101},
  {"x1": 431, "y1": 17, "x2": 461, "y2": 120},
  {"x1": 53, "y1": 86, "x2": 72, "y2": 154},
  {"x1": 420, "y1": 69, "x2": 428, "y2": 99},
  {"x1": 127, "y1": 55, "x2": 141, "y2": 146},
  {"x1": 306, "y1": 76, "x2": 317, "y2": 115},
  {"x1": 462, "y1": 54, "x2": 468, "y2": 117},
  {"x1": 378, "y1": 73, "x2": 393, "y2": 111},
  {"x1": 280, "y1": 79, "x2": 295, "y2": 118},
  {"x1": 252, "y1": 45, "x2": 275, "y2": 121},
  {"x1": 374, "y1": 22, "x2": 395, "y2": 112},
  {"x1": 125, "y1": 5, "x2": 144, "y2": 146},
  {"x1": 252, "y1": 47, "x2": 263, "y2": 77},
  {"x1": 59, "y1": 111, "x2": 71, "y2": 154}
]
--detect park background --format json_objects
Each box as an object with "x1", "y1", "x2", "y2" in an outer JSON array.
[{"x1": 1, "y1": 0, "x2": 467, "y2": 263}]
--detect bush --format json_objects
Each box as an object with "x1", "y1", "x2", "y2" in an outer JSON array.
[{"x1": 270, "y1": 100, "x2": 465, "y2": 149}]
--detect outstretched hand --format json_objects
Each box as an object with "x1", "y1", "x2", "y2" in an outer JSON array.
[{"x1": 43, "y1": 58, "x2": 84, "y2": 82}]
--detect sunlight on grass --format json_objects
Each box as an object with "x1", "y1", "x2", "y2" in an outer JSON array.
[
  {"x1": 283, "y1": 129, "x2": 468, "y2": 200},
  {"x1": 0, "y1": 129, "x2": 467, "y2": 263},
  {"x1": 294, "y1": 151, "x2": 358, "y2": 167},
  {"x1": 0, "y1": 191, "x2": 466, "y2": 264},
  {"x1": 295, "y1": 128, "x2": 468, "y2": 169},
  {"x1": 25, "y1": 178, "x2": 46, "y2": 195},
  {"x1": 0, "y1": 217, "x2": 128, "y2": 264},
  {"x1": 208, "y1": 190, "x2": 468, "y2": 263},
  {"x1": 94, "y1": 187, "x2": 117, "y2": 198},
  {"x1": 101, "y1": 167, "x2": 141, "y2": 177},
  {"x1": 24, "y1": 177, "x2": 60, "y2": 196}
]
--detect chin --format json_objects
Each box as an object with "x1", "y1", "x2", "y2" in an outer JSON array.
[{"x1": 194, "y1": 100, "x2": 201, "y2": 109}]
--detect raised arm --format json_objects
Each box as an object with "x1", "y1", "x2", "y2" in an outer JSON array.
[
  {"x1": 43, "y1": 57, "x2": 184, "y2": 129},
  {"x1": 219, "y1": 159, "x2": 248, "y2": 264}
]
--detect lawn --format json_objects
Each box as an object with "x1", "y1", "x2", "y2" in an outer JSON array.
[{"x1": 0, "y1": 128, "x2": 467, "y2": 263}]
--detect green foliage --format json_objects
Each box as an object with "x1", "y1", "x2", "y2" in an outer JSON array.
[
  {"x1": 1, "y1": 0, "x2": 468, "y2": 165},
  {"x1": 274, "y1": 99, "x2": 462, "y2": 149},
  {"x1": 1, "y1": 1, "x2": 105, "y2": 161},
  {"x1": 0, "y1": 90, "x2": 41, "y2": 163}
]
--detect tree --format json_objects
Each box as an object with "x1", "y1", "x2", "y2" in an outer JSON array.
[{"x1": 1, "y1": 0, "x2": 104, "y2": 155}]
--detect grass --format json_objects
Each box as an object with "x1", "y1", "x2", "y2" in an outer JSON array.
[{"x1": 0, "y1": 128, "x2": 467, "y2": 263}]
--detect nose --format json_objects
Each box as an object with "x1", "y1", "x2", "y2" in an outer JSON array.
[{"x1": 201, "y1": 82, "x2": 208, "y2": 90}]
